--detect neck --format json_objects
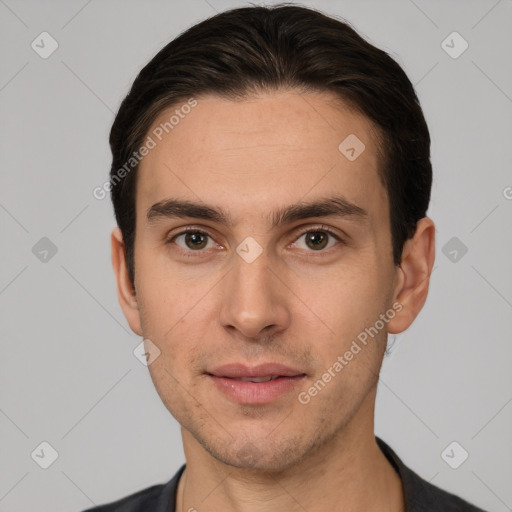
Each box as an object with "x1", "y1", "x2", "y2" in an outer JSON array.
[{"x1": 176, "y1": 391, "x2": 404, "y2": 512}]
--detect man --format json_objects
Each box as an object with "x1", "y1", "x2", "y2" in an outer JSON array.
[{"x1": 85, "y1": 4, "x2": 486, "y2": 511}]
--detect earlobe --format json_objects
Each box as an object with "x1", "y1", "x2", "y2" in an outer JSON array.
[
  {"x1": 111, "y1": 227, "x2": 143, "y2": 336},
  {"x1": 387, "y1": 217, "x2": 436, "y2": 334}
]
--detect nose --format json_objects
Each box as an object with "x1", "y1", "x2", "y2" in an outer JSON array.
[{"x1": 219, "y1": 250, "x2": 291, "y2": 341}]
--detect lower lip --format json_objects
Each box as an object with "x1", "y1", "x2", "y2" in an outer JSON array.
[{"x1": 208, "y1": 375, "x2": 306, "y2": 404}]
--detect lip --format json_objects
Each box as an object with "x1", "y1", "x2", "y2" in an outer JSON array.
[
  {"x1": 206, "y1": 363, "x2": 306, "y2": 405},
  {"x1": 208, "y1": 362, "x2": 305, "y2": 379}
]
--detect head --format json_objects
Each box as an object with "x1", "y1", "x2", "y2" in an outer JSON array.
[{"x1": 110, "y1": 4, "x2": 435, "y2": 472}]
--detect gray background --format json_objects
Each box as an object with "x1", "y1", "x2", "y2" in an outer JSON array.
[{"x1": 1, "y1": 0, "x2": 511, "y2": 511}]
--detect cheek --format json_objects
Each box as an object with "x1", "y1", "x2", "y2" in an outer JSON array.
[
  {"x1": 144, "y1": 322, "x2": 205, "y2": 418},
  {"x1": 293, "y1": 262, "x2": 385, "y2": 337},
  {"x1": 139, "y1": 273, "x2": 217, "y2": 387},
  {"x1": 136, "y1": 255, "x2": 204, "y2": 331},
  {"x1": 291, "y1": 260, "x2": 392, "y2": 392}
]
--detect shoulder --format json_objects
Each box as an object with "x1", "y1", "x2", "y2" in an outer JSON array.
[
  {"x1": 80, "y1": 465, "x2": 185, "y2": 512},
  {"x1": 404, "y1": 469, "x2": 487, "y2": 511},
  {"x1": 375, "y1": 437, "x2": 487, "y2": 512}
]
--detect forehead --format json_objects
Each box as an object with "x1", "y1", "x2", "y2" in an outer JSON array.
[{"x1": 136, "y1": 90, "x2": 386, "y2": 224}]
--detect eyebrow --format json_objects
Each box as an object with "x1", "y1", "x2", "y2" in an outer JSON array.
[{"x1": 146, "y1": 196, "x2": 368, "y2": 228}]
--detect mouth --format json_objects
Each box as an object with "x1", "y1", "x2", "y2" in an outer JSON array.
[
  {"x1": 207, "y1": 362, "x2": 306, "y2": 379},
  {"x1": 222, "y1": 375, "x2": 285, "y2": 382},
  {"x1": 206, "y1": 363, "x2": 307, "y2": 404}
]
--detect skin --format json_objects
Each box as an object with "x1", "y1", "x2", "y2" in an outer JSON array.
[{"x1": 111, "y1": 89, "x2": 435, "y2": 512}]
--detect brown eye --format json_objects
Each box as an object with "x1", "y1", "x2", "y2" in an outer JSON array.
[
  {"x1": 294, "y1": 229, "x2": 340, "y2": 252},
  {"x1": 173, "y1": 231, "x2": 214, "y2": 251},
  {"x1": 186, "y1": 232, "x2": 208, "y2": 249},
  {"x1": 304, "y1": 231, "x2": 328, "y2": 250}
]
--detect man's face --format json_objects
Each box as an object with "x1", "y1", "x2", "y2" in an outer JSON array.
[{"x1": 126, "y1": 90, "x2": 402, "y2": 471}]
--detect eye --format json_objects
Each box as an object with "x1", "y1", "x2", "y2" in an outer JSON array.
[
  {"x1": 171, "y1": 229, "x2": 217, "y2": 251},
  {"x1": 292, "y1": 227, "x2": 342, "y2": 252},
  {"x1": 166, "y1": 225, "x2": 344, "y2": 257}
]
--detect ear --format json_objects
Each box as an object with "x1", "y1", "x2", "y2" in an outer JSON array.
[
  {"x1": 111, "y1": 227, "x2": 142, "y2": 336},
  {"x1": 387, "y1": 217, "x2": 436, "y2": 334}
]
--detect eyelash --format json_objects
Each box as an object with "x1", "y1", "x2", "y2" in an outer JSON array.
[{"x1": 165, "y1": 225, "x2": 344, "y2": 258}]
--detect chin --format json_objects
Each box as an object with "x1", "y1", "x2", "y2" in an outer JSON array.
[{"x1": 195, "y1": 429, "x2": 311, "y2": 473}]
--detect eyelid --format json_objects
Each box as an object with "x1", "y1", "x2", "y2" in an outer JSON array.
[{"x1": 293, "y1": 224, "x2": 345, "y2": 242}]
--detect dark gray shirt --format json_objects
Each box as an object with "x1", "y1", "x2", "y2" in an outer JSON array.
[{"x1": 82, "y1": 437, "x2": 487, "y2": 511}]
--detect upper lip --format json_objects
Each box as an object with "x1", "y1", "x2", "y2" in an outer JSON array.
[{"x1": 207, "y1": 363, "x2": 305, "y2": 378}]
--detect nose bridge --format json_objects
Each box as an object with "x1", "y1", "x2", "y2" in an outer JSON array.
[{"x1": 219, "y1": 247, "x2": 289, "y2": 338}]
